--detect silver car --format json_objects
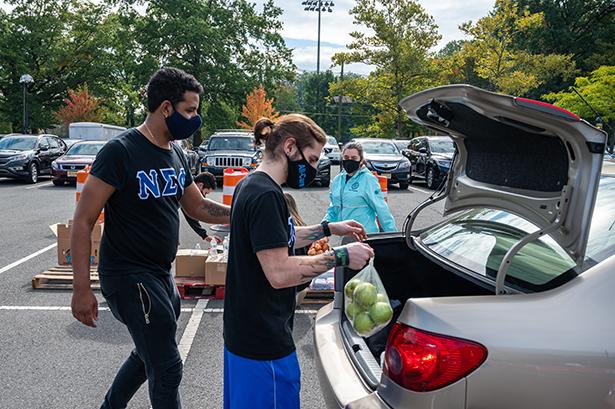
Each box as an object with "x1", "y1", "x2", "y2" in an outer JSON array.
[{"x1": 314, "y1": 85, "x2": 615, "y2": 409}]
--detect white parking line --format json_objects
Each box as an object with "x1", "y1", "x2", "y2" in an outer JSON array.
[
  {"x1": 0, "y1": 243, "x2": 57, "y2": 275},
  {"x1": 407, "y1": 185, "x2": 432, "y2": 194},
  {"x1": 25, "y1": 181, "x2": 53, "y2": 190},
  {"x1": 178, "y1": 299, "x2": 208, "y2": 363}
]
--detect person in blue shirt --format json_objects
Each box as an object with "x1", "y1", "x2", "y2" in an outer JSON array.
[{"x1": 324, "y1": 141, "x2": 397, "y2": 234}]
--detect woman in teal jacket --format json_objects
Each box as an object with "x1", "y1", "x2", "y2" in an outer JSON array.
[{"x1": 323, "y1": 142, "x2": 397, "y2": 233}]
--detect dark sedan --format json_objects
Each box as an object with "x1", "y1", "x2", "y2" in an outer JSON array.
[
  {"x1": 353, "y1": 138, "x2": 411, "y2": 189},
  {"x1": 51, "y1": 140, "x2": 106, "y2": 185},
  {"x1": 0, "y1": 134, "x2": 66, "y2": 183},
  {"x1": 407, "y1": 135, "x2": 455, "y2": 189},
  {"x1": 313, "y1": 153, "x2": 331, "y2": 187}
]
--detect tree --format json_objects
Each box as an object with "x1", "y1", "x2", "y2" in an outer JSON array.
[
  {"x1": 54, "y1": 85, "x2": 101, "y2": 124},
  {"x1": 543, "y1": 66, "x2": 615, "y2": 145},
  {"x1": 453, "y1": 0, "x2": 575, "y2": 96},
  {"x1": 237, "y1": 85, "x2": 280, "y2": 129},
  {"x1": 331, "y1": 0, "x2": 441, "y2": 137}
]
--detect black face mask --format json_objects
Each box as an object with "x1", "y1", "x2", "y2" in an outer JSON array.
[
  {"x1": 165, "y1": 108, "x2": 202, "y2": 140},
  {"x1": 342, "y1": 159, "x2": 361, "y2": 174},
  {"x1": 286, "y1": 148, "x2": 317, "y2": 189}
]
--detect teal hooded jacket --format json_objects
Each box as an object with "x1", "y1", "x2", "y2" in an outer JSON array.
[{"x1": 323, "y1": 166, "x2": 397, "y2": 233}]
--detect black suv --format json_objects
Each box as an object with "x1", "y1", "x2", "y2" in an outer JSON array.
[
  {"x1": 198, "y1": 131, "x2": 261, "y2": 181},
  {"x1": 407, "y1": 136, "x2": 455, "y2": 189},
  {"x1": 0, "y1": 134, "x2": 67, "y2": 183}
]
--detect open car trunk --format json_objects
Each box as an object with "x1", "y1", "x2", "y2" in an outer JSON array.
[{"x1": 338, "y1": 234, "x2": 492, "y2": 388}]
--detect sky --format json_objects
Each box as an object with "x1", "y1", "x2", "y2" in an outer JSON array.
[
  {"x1": 1, "y1": 0, "x2": 495, "y2": 75},
  {"x1": 259, "y1": 0, "x2": 495, "y2": 75}
]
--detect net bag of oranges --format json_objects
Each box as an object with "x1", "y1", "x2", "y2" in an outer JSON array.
[
  {"x1": 343, "y1": 259, "x2": 393, "y2": 337},
  {"x1": 307, "y1": 237, "x2": 330, "y2": 255}
]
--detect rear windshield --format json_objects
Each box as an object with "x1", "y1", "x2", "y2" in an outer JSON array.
[
  {"x1": 420, "y1": 175, "x2": 615, "y2": 292},
  {"x1": 67, "y1": 143, "x2": 105, "y2": 156}
]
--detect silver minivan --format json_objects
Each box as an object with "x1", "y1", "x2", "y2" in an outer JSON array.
[{"x1": 314, "y1": 85, "x2": 615, "y2": 409}]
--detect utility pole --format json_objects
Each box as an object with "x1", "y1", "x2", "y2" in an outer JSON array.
[{"x1": 337, "y1": 60, "x2": 344, "y2": 141}]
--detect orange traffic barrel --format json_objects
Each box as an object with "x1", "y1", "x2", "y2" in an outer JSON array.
[
  {"x1": 76, "y1": 165, "x2": 104, "y2": 223},
  {"x1": 75, "y1": 165, "x2": 90, "y2": 203},
  {"x1": 223, "y1": 168, "x2": 249, "y2": 205},
  {"x1": 372, "y1": 172, "x2": 389, "y2": 202}
]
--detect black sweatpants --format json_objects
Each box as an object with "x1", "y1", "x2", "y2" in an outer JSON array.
[{"x1": 99, "y1": 272, "x2": 182, "y2": 409}]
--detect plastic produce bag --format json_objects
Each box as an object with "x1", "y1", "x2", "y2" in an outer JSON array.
[{"x1": 343, "y1": 259, "x2": 393, "y2": 337}]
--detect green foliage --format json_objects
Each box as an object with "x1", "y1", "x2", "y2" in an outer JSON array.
[
  {"x1": 543, "y1": 66, "x2": 615, "y2": 123},
  {"x1": 331, "y1": 0, "x2": 441, "y2": 138}
]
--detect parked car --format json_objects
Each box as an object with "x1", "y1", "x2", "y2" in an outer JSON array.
[
  {"x1": 324, "y1": 135, "x2": 342, "y2": 164},
  {"x1": 405, "y1": 135, "x2": 455, "y2": 189},
  {"x1": 198, "y1": 130, "x2": 261, "y2": 181},
  {"x1": 62, "y1": 138, "x2": 82, "y2": 149},
  {"x1": 352, "y1": 138, "x2": 411, "y2": 189},
  {"x1": 314, "y1": 152, "x2": 331, "y2": 187},
  {"x1": 51, "y1": 140, "x2": 107, "y2": 185},
  {"x1": 0, "y1": 134, "x2": 66, "y2": 183},
  {"x1": 314, "y1": 85, "x2": 612, "y2": 409},
  {"x1": 173, "y1": 139, "x2": 200, "y2": 175}
]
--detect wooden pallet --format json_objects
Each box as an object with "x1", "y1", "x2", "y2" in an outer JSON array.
[
  {"x1": 32, "y1": 265, "x2": 99, "y2": 290},
  {"x1": 175, "y1": 276, "x2": 225, "y2": 300}
]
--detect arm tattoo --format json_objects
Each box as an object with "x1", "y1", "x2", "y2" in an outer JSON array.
[
  {"x1": 202, "y1": 202, "x2": 231, "y2": 217},
  {"x1": 297, "y1": 225, "x2": 325, "y2": 242},
  {"x1": 298, "y1": 250, "x2": 336, "y2": 281}
]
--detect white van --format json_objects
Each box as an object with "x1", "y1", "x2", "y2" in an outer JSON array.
[{"x1": 68, "y1": 122, "x2": 126, "y2": 141}]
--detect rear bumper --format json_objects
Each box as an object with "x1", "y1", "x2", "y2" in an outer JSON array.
[{"x1": 314, "y1": 303, "x2": 391, "y2": 409}]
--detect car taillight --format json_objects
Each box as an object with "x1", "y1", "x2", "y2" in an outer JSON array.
[
  {"x1": 383, "y1": 323, "x2": 487, "y2": 392},
  {"x1": 514, "y1": 97, "x2": 581, "y2": 121}
]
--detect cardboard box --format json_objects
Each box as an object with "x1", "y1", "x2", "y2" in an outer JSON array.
[
  {"x1": 205, "y1": 254, "x2": 227, "y2": 285},
  {"x1": 175, "y1": 249, "x2": 208, "y2": 279},
  {"x1": 56, "y1": 222, "x2": 102, "y2": 266}
]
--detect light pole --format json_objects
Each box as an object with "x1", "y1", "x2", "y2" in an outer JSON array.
[
  {"x1": 19, "y1": 74, "x2": 34, "y2": 134},
  {"x1": 301, "y1": 1, "x2": 334, "y2": 74}
]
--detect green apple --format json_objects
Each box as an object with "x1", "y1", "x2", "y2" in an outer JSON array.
[
  {"x1": 376, "y1": 293, "x2": 388, "y2": 303},
  {"x1": 345, "y1": 302, "x2": 364, "y2": 320},
  {"x1": 353, "y1": 282, "x2": 378, "y2": 307},
  {"x1": 353, "y1": 312, "x2": 376, "y2": 336},
  {"x1": 344, "y1": 279, "x2": 362, "y2": 299},
  {"x1": 369, "y1": 302, "x2": 393, "y2": 325}
]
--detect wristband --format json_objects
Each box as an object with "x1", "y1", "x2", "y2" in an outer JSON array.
[
  {"x1": 321, "y1": 220, "x2": 332, "y2": 237},
  {"x1": 332, "y1": 246, "x2": 349, "y2": 267}
]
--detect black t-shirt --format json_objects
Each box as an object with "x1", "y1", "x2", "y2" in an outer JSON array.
[
  {"x1": 90, "y1": 129, "x2": 194, "y2": 276},
  {"x1": 223, "y1": 171, "x2": 297, "y2": 360}
]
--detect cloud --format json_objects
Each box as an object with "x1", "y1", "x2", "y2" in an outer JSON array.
[{"x1": 256, "y1": 0, "x2": 495, "y2": 74}]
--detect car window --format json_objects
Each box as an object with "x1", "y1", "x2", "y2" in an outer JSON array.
[
  {"x1": 429, "y1": 138, "x2": 455, "y2": 154},
  {"x1": 420, "y1": 208, "x2": 577, "y2": 291},
  {"x1": 46, "y1": 137, "x2": 60, "y2": 149},
  {"x1": 0, "y1": 137, "x2": 37, "y2": 151},
  {"x1": 420, "y1": 175, "x2": 615, "y2": 292},
  {"x1": 67, "y1": 143, "x2": 105, "y2": 156},
  {"x1": 409, "y1": 139, "x2": 419, "y2": 151},
  {"x1": 361, "y1": 141, "x2": 399, "y2": 155},
  {"x1": 327, "y1": 136, "x2": 337, "y2": 145},
  {"x1": 39, "y1": 138, "x2": 50, "y2": 149},
  {"x1": 208, "y1": 137, "x2": 254, "y2": 151},
  {"x1": 583, "y1": 175, "x2": 615, "y2": 268}
]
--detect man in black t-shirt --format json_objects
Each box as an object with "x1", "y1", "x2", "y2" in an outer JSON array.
[
  {"x1": 70, "y1": 68, "x2": 231, "y2": 409},
  {"x1": 223, "y1": 115, "x2": 374, "y2": 409}
]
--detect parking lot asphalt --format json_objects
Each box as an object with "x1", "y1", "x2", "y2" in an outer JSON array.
[{"x1": 0, "y1": 168, "x2": 444, "y2": 409}]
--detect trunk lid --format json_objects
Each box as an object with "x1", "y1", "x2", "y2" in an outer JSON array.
[{"x1": 399, "y1": 84, "x2": 606, "y2": 266}]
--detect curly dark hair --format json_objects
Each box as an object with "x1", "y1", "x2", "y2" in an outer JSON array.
[
  {"x1": 194, "y1": 171, "x2": 216, "y2": 189},
  {"x1": 146, "y1": 67, "x2": 203, "y2": 112}
]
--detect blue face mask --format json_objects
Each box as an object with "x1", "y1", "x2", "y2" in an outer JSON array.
[{"x1": 165, "y1": 108, "x2": 202, "y2": 140}]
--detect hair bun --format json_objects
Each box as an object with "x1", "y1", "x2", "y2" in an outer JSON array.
[{"x1": 254, "y1": 117, "x2": 275, "y2": 147}]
